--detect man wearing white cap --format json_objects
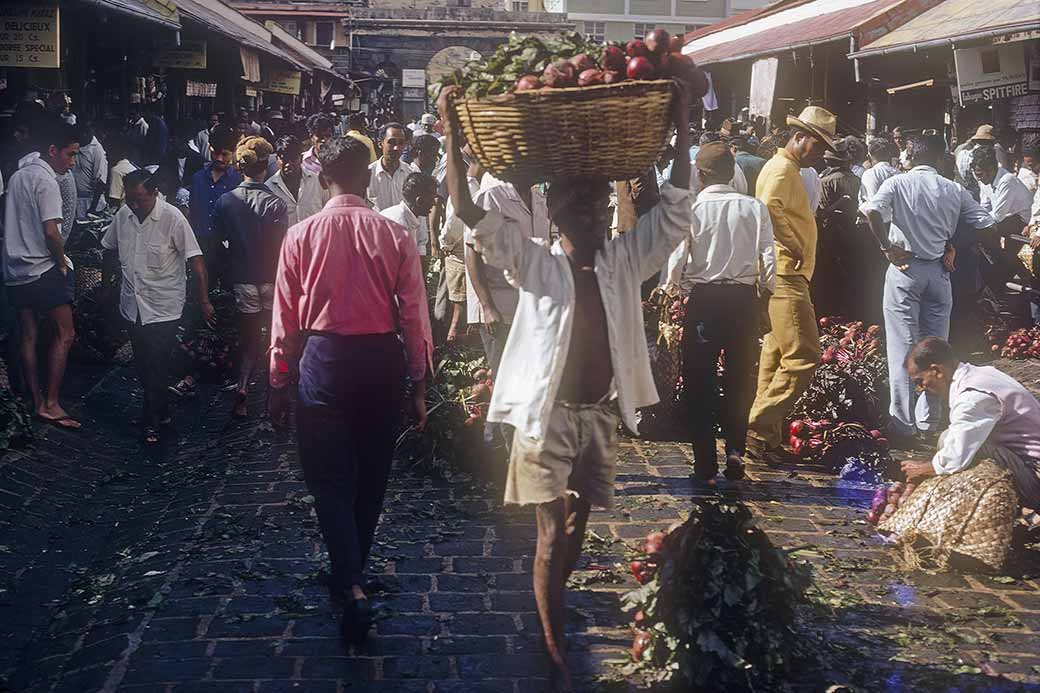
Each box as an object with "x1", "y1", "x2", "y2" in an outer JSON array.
[{"x1": 747, "y1": 106, "x2": 835, "y2": 461}]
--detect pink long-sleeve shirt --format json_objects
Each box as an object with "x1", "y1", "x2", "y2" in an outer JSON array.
[{"x1": 269, "y1": 193, "x2": 433, "y2": 388}]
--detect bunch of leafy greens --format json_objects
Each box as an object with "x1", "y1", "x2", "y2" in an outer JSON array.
[
  {"x1": 0, "y1": 389, "x2": 33, "y2": 451},
  {"x1": 621, "y1": 500, "x2": 813, "y2": 689},
  {"x1": 431, "y1": 31, "x2": 602, "y2": 99}
]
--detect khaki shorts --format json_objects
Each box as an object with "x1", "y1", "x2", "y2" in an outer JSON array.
[
  {"x1": 444, "y1": 254, "x2": 467, "y2": 303},
  {"x1": 233, "y1": 283, "x2": 274, "y2": 314},
  {"x1": 504, "y1": 401, "x2": 621, "y2": 509}
]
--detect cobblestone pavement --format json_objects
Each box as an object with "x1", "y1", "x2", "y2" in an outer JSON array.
[{"x1": 1, "y1": 362, "x2": 1040, "y2": 692}]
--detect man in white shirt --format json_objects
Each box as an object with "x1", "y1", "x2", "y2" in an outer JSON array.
[
  {"x1": 861, "y1": 134, "x2": 995, "y2": 446},
  {"x1": 71, "y1": 121, "x2": 108, "y2": 219},
  {"x1": 900, "y1": 337, "x2": 1040, "y2": 509},
  {"x1": 266, "y1": 135, "x2": 328, "y2": 226},
  {"x1": 194, "y1": 113, "x2": 221, "y2": 163},
  {"x1": 1018, "y1": 148, "x2": 1038, "y2": 193},
  {"x1": 2, "y1": 118, "x2": 81, "y2": 429},
  {"x1": 801, "y1": 166, "x2": 821, "y2": 214},
  {"x1": 859, "y1": 138, "x2": 900, "y2": 208},
  {"x1": 379, "y1": 172, "x2": 438, "y2": 271},
  {"x1": 972, "y1": 146, "x2": 1033, "y2": 233},
  {"x1": 441, "y1": 80, "x2": 695, "y2": 691},
  {"x1": 102, "y1": 170, "x2": 213, "y2": 444},
  {"x1": 661, "y1": 142, "x2": 775, "y2": 481},
  {"x1": 440, "y1": 151, "x2": 483, "y2": 341},
  {"x1": 368, "y1": 123, "x2": 417, "y2": 211}
]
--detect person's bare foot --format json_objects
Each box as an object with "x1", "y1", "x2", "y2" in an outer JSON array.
[
  {"x1": 546, "y1": 650, "x2": 573, "y2": 693},
  {"x1": 37, "y1": 403, "x2": 81, "y2": 429},
  {"x1": 231, "y1": 391, "x2": 248, "y2": 418}
]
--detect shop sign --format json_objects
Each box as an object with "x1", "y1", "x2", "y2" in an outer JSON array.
[
  {"x1": 263, "y1": 69, "x2": 301, "y2": 95},
  {"x1": 402, "y1": 87, "x2": 425, "y2": 100},
  {"x1": 0, "y1": 5, "x2": 60, "y2": 69},
  {"x1": 749, "y1": 57, "x2": 777, "y2": 119},
  {"x1": 402, "y1": 69, "x2": 426, "y2": 88},
  {"x1": 156, "y1": 40, "x2": 207, "y2": 69},
  {"x1": 954, "y1": 42, "x2": 1028, "y2": 105}
]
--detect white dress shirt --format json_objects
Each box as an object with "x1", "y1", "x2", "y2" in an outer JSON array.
[
  {"x1": 470, "y1": 183, "x2": 693, "y2": 444},
  {"x1": 440, "y1": 176, "x2": 481, "y2": 257},
  {"x1": 368, "y1": 158, "x2": 418, "y2": 211},
  {"x1": 266, "y1": 169, "x2": 328, "y2": 226},
  {"x1": 101, "y1": 199, "x2": 203, "y2": 325},
  {"x1": 464, "y1": 178, "x2": 552, "y2": 325},
  {"x1": 801, "y1": 167, "x2": 821, "y2": 214},
  {"x1": 859, "y1": 161, "x2": 899, "y2": 209},
  {"x1": 660, "y1": 184, "x2": 776, "y2": 293},
  {"x1": 1019, "y1": 167, "x2": 1038, "y2": 194},
  {"x1": 979, "y1": 167, "x2": 1033, "y2": 224},
  {"x1": 860, "y1": 165, "x2": 994, "y2": 260},
  {"x1": 72, "y1": 136, "x2": 108, "y2": 219},
  {"x1": 380, "y1": 201, "x2": 429, "y2": 256}
]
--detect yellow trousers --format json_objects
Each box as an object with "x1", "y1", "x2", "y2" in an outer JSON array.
[{"x1": 748, "y1": 275, "x2": 821, "y2": 447}]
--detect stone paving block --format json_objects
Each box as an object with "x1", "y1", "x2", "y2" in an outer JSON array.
[
  {"x1": 212, "y1": 655, "x2": 296, "y2": 679},
  {"x1": 298, "y1": 656, "x2": 377, "y2": 679},
  {"x1": 256, "y1": 681, "x2": 339, "y2": 693},
  {"x1": 383, "y1": 655, "x2": 453, "y2": 679},
  {"x1": 429, "y1": 592, "x2": 487, "y2": 612},
  {"x1": 376, "y1": 614, "x2": 442, "y2": 636},
  {"x1": 427, "y1": 635, "x2": 510, "y2": 655},
  {"x1": 122, "y1": 657, "x2": 211, "y2": 684},
  {"x1": 141, "y1": 618, "x2": 202, "y2": 642}
]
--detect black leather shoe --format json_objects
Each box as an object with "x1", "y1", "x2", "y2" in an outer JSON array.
[
  {"x1": 724, "y1": 454, "x2": 746, "y2": 481},
  {"x1": 340, "y1": 598, "x2": 373, "y2": 646}
]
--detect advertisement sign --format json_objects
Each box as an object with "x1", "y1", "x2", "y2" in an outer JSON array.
[
  {"x1": 155, "y1": 40, "x2": 207, "y2": 69},
  {"x1": 954, "y1": 42, "x2": 1028, "y2": 105},
  {"x1": 263, "y1": 69, "x2": 301, "y2": 95},
  {"x1": 749, "y1": 57, "x2": 778, "y2": 119},
  {"x1": 402, "y1": 69, "x2": 426, "y2": 88},
  {"x1": 0, "y1": 5, "x2": 59, "y2": 68}
]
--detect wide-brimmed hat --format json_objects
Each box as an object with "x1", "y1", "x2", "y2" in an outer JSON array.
[
  {"x1": 786, "y1": 106, "x2": 838, "y2": 151},
  {"x1": 971, "y1": 124, "x2": 996, "y2": 142}
]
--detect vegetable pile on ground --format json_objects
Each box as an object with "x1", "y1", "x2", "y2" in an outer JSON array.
[
  {"x1": 787, "y1": 419, "x2": 898, "y2": 483},
  {"x1": 990, "y1": 326, "x2": 1040, "y2": 360},
  {"x1": 395, "y1": 342, "x2": 505, "y2": 480},
  {"x1": 68, "y1": 215, "x2": 131, "y2": 364},
  {"x1": 866, "y1": 481, "x2": 916, "y2": 526},
  {"x1": 0, "y1": 389, "x2": 33, "y2": 451},
  {"x1": 620, "y1": 500, "x2": 813, "y2": 688},
  {"x1": 435, "y1": 29, "x2": 706, "y2": 98},
  {"x1": 171, "y1": 292, "x2": 239, "y2": 382},
  {"x1": 790, "y1": 318, "x2": 888, "y2": 429}
]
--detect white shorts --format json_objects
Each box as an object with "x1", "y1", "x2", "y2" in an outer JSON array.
[{"x1": 233, "y1": 283, "x2": 274, "y2": 314}]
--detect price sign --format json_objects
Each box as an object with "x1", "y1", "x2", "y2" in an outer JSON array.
[{"x1": 0, "y1": 5, "x2": 60, "y2": 69}]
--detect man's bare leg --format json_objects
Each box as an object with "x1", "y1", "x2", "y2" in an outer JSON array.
[
  {"x1": 534, "y1": 494, "x2": 591, "y2": 692},
  {"x1": 234, "y1": 312, "x2": 265, "y2": 417},
  {"x1": 446, "y1": 301, "x2": 464, "y2": 341},
  {"x1": 39, "y1": 304, "x2": 78, "y2": 427},
  {"x1": 17, "y1": 309, "x2": 41, "y2": 410}
]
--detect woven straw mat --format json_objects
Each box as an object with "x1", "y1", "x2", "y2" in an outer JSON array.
[{"x1": 878, "y1": 446, "x2": 1018, "y2": 573}]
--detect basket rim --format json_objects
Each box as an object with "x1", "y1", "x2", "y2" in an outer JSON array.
[{"x1": 455, "y1": 78, "x2": 675, "y2": 106}]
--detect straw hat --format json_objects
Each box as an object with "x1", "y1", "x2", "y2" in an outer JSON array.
[
  {"x1": 971, "y1": 124, "x2": 996, "y2": 142},
  {"x1": 786, "y1": 106, "x2": 838, "y2": 151}
]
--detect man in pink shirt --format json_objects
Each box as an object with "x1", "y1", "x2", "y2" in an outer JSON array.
[{"x1": 268, "y1": 135, "x2": 432, "y2": 646}]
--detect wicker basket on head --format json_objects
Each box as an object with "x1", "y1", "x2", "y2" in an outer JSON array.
[{"x1": 453, "y1": 79, "x2": 675, "y2": 184}]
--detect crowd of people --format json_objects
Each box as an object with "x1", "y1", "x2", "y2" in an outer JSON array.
[{"x1": 2, "y1": 80, "x2": 1040, "y2": 691}]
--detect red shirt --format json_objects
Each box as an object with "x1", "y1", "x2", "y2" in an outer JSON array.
[{"x1": 269, "y1": 194, "x2": 433, "y2": 387}]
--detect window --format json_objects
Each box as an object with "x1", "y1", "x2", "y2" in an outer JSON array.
[
  {"x1": 684, "y1": 24, "x2": 704, "y2": 35},
  {"x1": 511, "y1": 1, "x2": 529, "y2": 10},
  {"x1": 279, "y1": 20, "x2": 300, "y2": 40},
  {"x1": 584, "y1": 21, "x2": 605, "y2": 43},
  {"x1": 634, "y1": 23, "x2": 655, "y2": 40},
  {"x1": 315, "y1": 21, "x2": 334, "y2": 47},
  {"x1": 447, "y1": 0, "x2": 472, "y2": 6}
]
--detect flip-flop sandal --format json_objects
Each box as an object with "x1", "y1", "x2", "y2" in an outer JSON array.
[
  {"x1": 36, "y1": 414, "x2": 82, "y2": 430},
  {"x1": 144, "y1": 429, "x2": 160, "y2": 445},
  {"x1": 231, "y1": 392, "x2": 249, "y2": 418}
]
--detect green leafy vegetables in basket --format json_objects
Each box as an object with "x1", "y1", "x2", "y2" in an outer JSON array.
[{"x1": 433, "y1": 28, "x2": 706, "y2": 99}]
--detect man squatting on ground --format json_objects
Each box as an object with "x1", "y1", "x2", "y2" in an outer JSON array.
[{"x1": 439, "y1": 76, "x2": 694, "y2": 691}]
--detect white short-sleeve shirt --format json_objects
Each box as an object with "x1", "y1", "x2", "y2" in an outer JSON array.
[
  {"x1": 368, "y1": 158, "x2": 417, "y2": 211},
  {"x1": 2, "y1": 157, "x2": 68, "y2": 286},
  {"x1": 101, "y1": 199, "x2": 203, "y2": 325}
]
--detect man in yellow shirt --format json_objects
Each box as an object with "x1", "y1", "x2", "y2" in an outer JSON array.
[
  {"x1": 344, "y1": 113, "x2": 378, "y2": 164},
  {"x1": 748, "y1": 106, "x2": 837, "y2": 460}
]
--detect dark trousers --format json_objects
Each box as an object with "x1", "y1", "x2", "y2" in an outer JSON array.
[
  {"x1": 130, "y1": 317, "x2": 179, "y2": 428},
  {"x1": 681, "y1": 283, "x2": 759, "y2": 474},
  {"x1": 296, "y1": 333, "x2": 405, "y2": 590},
  {"x1": 478, "y1": 322, "x2": 511, "y2": 446}
]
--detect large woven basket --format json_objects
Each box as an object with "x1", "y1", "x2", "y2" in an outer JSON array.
[{"x1": 453, "y1": 79, "x2": 675, "y2": 184}]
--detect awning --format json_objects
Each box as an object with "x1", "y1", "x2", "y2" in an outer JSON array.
[
  {"x1": 91, "y1": 0, "x2": 180, "y2": 30},
  {"x1": 175, "y1": 0, "x2": 311, "y2": 73},
  {"x1": 682, "y1": 0, "x2": 907, "y2": 65},
  {"x1": 850, "y1": 0, "x2": 1040, "y2": 58}
]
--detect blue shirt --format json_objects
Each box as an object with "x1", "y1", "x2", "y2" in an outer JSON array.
[
  {"x1": 188, "y1": 164, "x2": 242, "y2": 241},
  {"x1": 212, "y1": 181, "x2": 287, "y2": 285},
  {"x1": 860, "y1": 165, "x2": 994, "y2": 260}
]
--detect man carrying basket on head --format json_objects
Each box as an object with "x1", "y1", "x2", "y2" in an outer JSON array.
[{"x1": 439, "y1": 75, "x2": 696, "y2": 691}]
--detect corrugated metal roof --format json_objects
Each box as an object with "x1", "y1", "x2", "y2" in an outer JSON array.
[
  {"x1": 682, "y1": 0, "x2": 906, "y2": 65},
  {"x1": 96, "y1": 0, "x2": 181, "y2": 30},
  {"x1": 852, "y1": 0, "x2": 1040, "y2": 56},
  {"x1": 176, "y1": 0, "x2": 312, "y2": 72}
]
